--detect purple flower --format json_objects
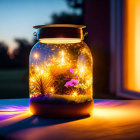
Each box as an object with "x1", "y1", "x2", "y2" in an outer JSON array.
[
  {"x1": 69, "y1": 68, "x2": 74, "y2": 74},
  {"x1": 64, "y1": 79, "x2": 79, "y2": 88}
]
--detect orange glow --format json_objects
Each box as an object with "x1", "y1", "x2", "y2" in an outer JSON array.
[
  {"x1": 22, "y1": 100, "x2": 140, "y2": 140},
  {"x1": 91, "y1": 100, "x2": 140, "y2": 122},
  {"x1": 123, "y1": 0, "x2": 140, "y2": 92},
  {"x1": 1, "y1": 100, "x2": 140, "y2": 140}
]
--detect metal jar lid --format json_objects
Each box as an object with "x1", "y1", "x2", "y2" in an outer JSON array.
[{"x1": 33, "y1": 24, "x2": 86, "y2": 40}]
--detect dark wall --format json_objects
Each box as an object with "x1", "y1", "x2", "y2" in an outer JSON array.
[
  {"x1": 85, "y1": 0, "x2": 110, "y2": 50},
  {"x1": 84, "y1": 0, "x2": 111, "y2": 98}
]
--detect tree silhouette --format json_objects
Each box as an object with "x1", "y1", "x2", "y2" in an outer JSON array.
[
  {"x1": 13, "y1": 38, "x2": 33, "y2": 68},
  {"x1": 66, "y1": 0, "x2": 84, "y2": 8},
  {"x1": 66, "y1": 0, "x2": 84, "y2": 23},
  {"x1": 66, "y1": 0, "x2": 84, "y2": 13},
  {"x1": 0, "y1": 42, "x2": 11, "y2": 68},
  {"x1": 51, "y1": 12, "x2": 83, "y2": 24},
  {"x1": 51, "y1": 0, "x2": 84, "y2": 24}
]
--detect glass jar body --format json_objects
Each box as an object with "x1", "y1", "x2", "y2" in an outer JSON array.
[{"x1": 29, "y1": 40, "x2": 93, "y2": 117}]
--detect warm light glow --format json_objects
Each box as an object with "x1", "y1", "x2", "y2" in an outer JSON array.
[
  {"x1": 29, "y1": 41, "x2": 92, "y2": 103},
  {"x1": 78, "y1": 66, "x2": 87, "y2": 78},
  {"x1": 50, "y1": 87, "x2": 54, "y2": 93},
  {"x1": 40, "y1": 70, "x2": 44, "y2": 75},
  {"x1": 1, "y1": 100, "x2": 140, "y2": 140},
  {"x1": 35, "y1": 66, "x2": 40, "y2": 72},
  {"x1": 91, "y1": 100, "x2": 140, "y2": 122},
  {"x1": 28, "y1": 108, "x2": 33, "y2": 115},
  {"x1": 135, "y1": 0, "x2": 140, "y2": 90},
  {"x1": 123, "y1": 0, "x2": 140, "y2": 92},
  {"x1": 39, "y1": 38, "x2": 81, "y2": 44},
  {"x1": 33, "y1": 52, "x2": 39, "y2": 59},
  {"x1": 80, "y1": 67, "x2": 84, "y2": 73},
  {"x1": 72, "y1": 91, "x2": 77, "y2": 97},
  {"x1": 30, "y1": 77, "x2": 35, "y2": 82},
  {"x1": 61, "y1": 50, "x2": 65, "y2": 64}
]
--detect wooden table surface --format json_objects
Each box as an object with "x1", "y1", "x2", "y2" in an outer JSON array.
[{"x1": 0, "y1": 98, "x2": 140, "y2": 140}]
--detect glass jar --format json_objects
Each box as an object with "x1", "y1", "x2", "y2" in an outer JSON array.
[{"x1": 29, "y1": 24, "x2": 93, "y2": 118}]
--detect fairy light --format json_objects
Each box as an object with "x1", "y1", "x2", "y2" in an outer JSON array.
[
  {"x1": 72, "y1": 91, "x2": 78, "y2": 97},
  {"x1": 81, "y1": 67, "x2": 84, "y2": 72},
  {"x1": 86, "y1": 79, "x2": 90, "y2": 86},
  {"x1": 40, "y1": 70, "x2": 44, "y2": 75},
  {"x1": 33, "y1": 52, "x2": 39, "y2": 59},
  {"x1": 50, "y1": 87, "x2": 55, "y2": 93},
  {"x1": 30, "y1": 77, "x2": 35, "y2": 82},
  {"x1": 61, "y1": 50, "x2": 65, "y2": 64},
  {"x1": 86, "y1": 76, "x2": 92, "y2": 86},
  {"x1": 79, "y1": 66, "x2": 84, "y2": 76},
  {"x1": 29, "y1": 44, "x2": 92, "y2": 102},
  {"x1": 35, "y1": 66, "x2": 40, "y2": 72},
  {"x1": 61, "y1": 50, "x2": 64, "y2": 56}
]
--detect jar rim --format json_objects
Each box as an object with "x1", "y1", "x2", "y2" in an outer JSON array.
[{"x1": 33, "y1": 24, "x2": 86, "y2": 29}]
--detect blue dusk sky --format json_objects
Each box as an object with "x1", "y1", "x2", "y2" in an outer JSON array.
[{"x1": 0, "y1": 0, "x2": 80, "y2": 52}]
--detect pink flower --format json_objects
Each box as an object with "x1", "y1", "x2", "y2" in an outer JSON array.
[
  {"x1": 64, "y1": 79, "x2": 79, "y2": 88},
  {"x1": 64, "y1": 82, "x2": 71, "y2": 88},
  {"x1": 75, "y1": 76, "x2": 78, "y2": 79},
  {"x1": 71, "y1": 79, "x2": 79, "y2": 85},
  {"x1": 69, "y1": 68, "x2": 74, "y2": 74}
]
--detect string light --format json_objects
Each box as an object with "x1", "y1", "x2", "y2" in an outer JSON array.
[{"x1": 29, "y1": 45, "x2": 92, "y2": 103}]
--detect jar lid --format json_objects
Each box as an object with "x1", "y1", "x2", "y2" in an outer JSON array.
[{"x1": 33, "y1": 24, "x2": 86, "y2": 40}]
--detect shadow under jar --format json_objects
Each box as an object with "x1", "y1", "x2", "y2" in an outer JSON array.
[{"x1": 29, "y1": 24, "x2": 93, "y2": 118}]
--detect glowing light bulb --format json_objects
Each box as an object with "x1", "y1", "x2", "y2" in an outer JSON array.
[{"x1": 33, "y1": 52, "x2": 39, "y2": 59}]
